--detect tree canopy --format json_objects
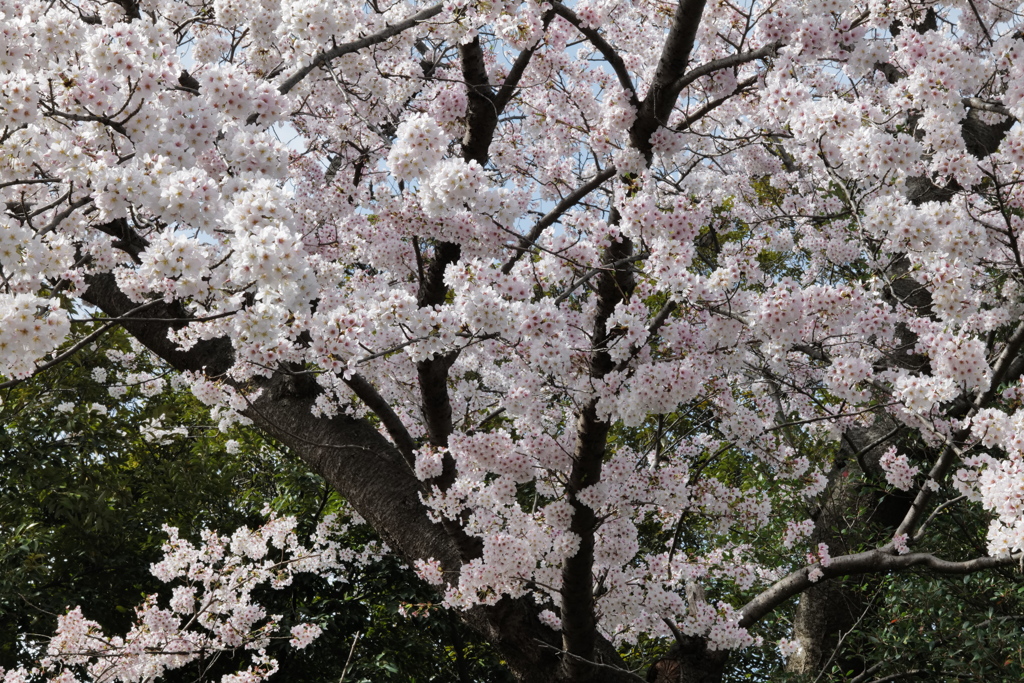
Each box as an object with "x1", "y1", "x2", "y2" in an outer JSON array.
[{"x1": 2, "y1": 0, "x2": 1024, "y2": 680}]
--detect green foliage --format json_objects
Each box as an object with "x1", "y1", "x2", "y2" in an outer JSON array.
[
  {"x1": 859, "y1": 571, "x2": 1024, "y2": 680},
  {"x1": 772, "y1": 494, "x2": 1024, "y2": 683},
  {"x1": 0, "y1": 329, "x2": 510, "y2": 682},
  {"x1": 826, "y1": 499, "x2": 1024, "y2": 682},
  {"x1": 0, "y1": 328, "x2": 261, "y2": 657}
]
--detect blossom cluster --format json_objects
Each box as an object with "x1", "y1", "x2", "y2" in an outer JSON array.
[
  {"x1": 0, "y1": 511, "x2": 380, "y2": 683},
  {"x1": 0, "y1": 295, "x2": 69, "y2": 380},
  {"x1": 879, "y1": 447, "x2": 920, "y2": 492}
]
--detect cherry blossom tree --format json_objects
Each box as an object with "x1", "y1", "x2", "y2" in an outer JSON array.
[{"x1": 3, "y1": 0, "x2": 1024, "y2": 679}]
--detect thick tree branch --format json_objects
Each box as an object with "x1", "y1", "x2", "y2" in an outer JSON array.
[
  {"x1": 740, "y1": 548, "x2": 1022, "y2": 629},
  {"x1": 81, "y1": 272, "x2": 233, "y2": 375},
  {"x1": 415, "y1": 26, "x2": 523, "y2": 453},
  {"x1": 557, "y1": 4, "x2": 713, "y2": 662},
  {"x1": 631, "y1": 0, "x2": 709, "y2": 159},
  {"x1": 895, "y1": 319, "x2": 1024, "y2": 539},
  {"x1": 962, "y1": 97, "x2": 1011, "y2": 117},
  {"x1": 80, "y1": 274, "x2": 436, "y2": 555},
  {"x1": 671, "y1": 41, "x2": 781, "y2": 94},
  {"x1": 460, "y1": 36, "x2": 497, "y2": 166},
  {"x1": 414, "y1": 21, "x2": 554, "y2": 429},
  {"x1": 408, "y1": 32, "x2": 527, "y2": 562},
  {"x1": 244, "y1": 375, "x2": 460, "y2": 568},
  {"x1": 277, "y1": 4, "x2": 443, "y2": 96},
  {"x1": 343, "y1": 373, "x2": 418, "y2": 469},
  {"x1": 90, "y1": 216, "x2": 150, "y2": 262},
  {"x1": 492, "y1": 11, "x2": 554, "y2": 115},
  {"x1": 560, "y1": 229, "x2": 635, "y2": 678},
  {"x1": 78, "y1": 236, "x2": 574, "y2": 683}
]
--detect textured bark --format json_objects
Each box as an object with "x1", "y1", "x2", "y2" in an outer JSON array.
[
  {"x1": 81, "y1": 271, "x2": 232, "y2": 375},
  {"x1": 647, "y1": 637, "x2": 729, "y2": 683},
  {"x1": 787, "y1": 394, "x2": 917, "y2": 675},
  {"x1": 459, "y1": 36, "x2": 498, "y2": 167},
  {"x1": 631, "y1": 0, "x2": 709, "y2": 159}
]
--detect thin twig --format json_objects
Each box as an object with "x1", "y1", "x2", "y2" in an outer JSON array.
[
  {"x1": 532, "y1": 640, "x2": 647, "y2": 682},
  {"x1": 553, "y1": 251, "x2": 649, "y2": 306},
  {"x1": 339, "y1": 631, "x2": 362, "y2": 683},
  {"x1": 0, "y1": 300, "x2": 162, "y2": 390},
  {"x1": 812, "y1": 586, "x2": 882, "y2": 683},
  {"x1": 911, "y1": 495, "x2": 965, "y2": 543}
]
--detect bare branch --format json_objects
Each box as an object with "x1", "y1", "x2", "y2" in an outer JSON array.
[
  {"x1": 896, "y1": 319, "x2": 1024, "y2": 539},
  {"x1": 344, "y1": 372, "x2": 418, "y2": 469},
  {"x1": 460, "y1": 35, "x2": 497, "y2": 165},
  {"x1": 911, "y1": 495, "x2": 965, "y2": 543},
  {"x1": 963, "y1": 97, "x2": 1011, "y2": 117},
  {"x1": 560, "y1": 229, "x2": 636, "y2": 675},
  {"x1": 676, "y1": 75, "x2": 757, "y2": 131},
  {"x1": 550, "y1": 2, "x2": 636, "y2": 104},
  {"x1": 553, "y1": 250, "x2": 648, "y2": 305},
  {"x1": 740, "y1": 548, "x2": 1022, "y2": 629},
  {"x1": 277, "y1": 4, "x2": 443, "y2": 96},
  {"x1": 501, "y1": 167, "x2": 616, "y2": 274},
  {"x1": 492, "y1": 10, "x2": 553, "y2": 114},
  {"x1": 533, "y1": 640, "x2": 647, "y2": 683},
  {"x1": 0, "y1": 177, "x2": 61, "y2": 191},
  {"x1": 631, "y1": 0, "x2": 709, "y2": 157},
  {"x1": 46, "y1": 110, "x2": 129, "y2": 136},
  {"x1": 964, "y1": 0, "x2": 993, "y2": 43},
  {"x1": 0, "y1": 303, "x2": 157, "y2": 390},
  {"x1": 671, "y1": 41, "x2": 781, "y2": 95}
]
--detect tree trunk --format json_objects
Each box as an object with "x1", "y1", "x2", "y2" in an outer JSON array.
[{"x1": 647, "y1": 637, "x2": 729, "y2": 683}]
